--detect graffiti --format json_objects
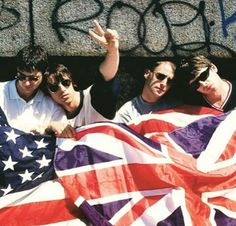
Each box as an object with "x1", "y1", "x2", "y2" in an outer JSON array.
[
  {"x1": 218, "y1": 0, "x2": 236, "y2": 39},
  {"x1": 106, "y1": 0, "x2": 214, "y2": 55},
  {"x1": 0, "y1": 0, "x2": 236, "y2": 57},
  {"x1": 51, "y1": 0, "x2": 104, "y2": 42},
  {"x1": 0, "y1": 0, "x2": 20, "y2": 31},
  {"x1": 50, "y1": 0, "x2": 236, "y2": 56}
]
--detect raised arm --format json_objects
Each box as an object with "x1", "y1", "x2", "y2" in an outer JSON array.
[{"x1": 89, "y1": 20, "x2": 119, "y2": 81}]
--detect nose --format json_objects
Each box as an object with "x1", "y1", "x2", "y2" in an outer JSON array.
[
  {"x1": 23, "y1": 79, "x2": 32, "y2": 86},
  {"x1": 199, "y1": 80, "x2": 207, "y2": 86},
  {"x1": 58, "y1": 83, "x2": 67, "y2": 91},
  {"x1": 160, "y1": 77, "x2": 168, "y2": 85}
]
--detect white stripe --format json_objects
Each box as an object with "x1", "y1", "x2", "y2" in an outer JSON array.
[
  {"x1": 75, "y1": 196, "x2": 85, "y2": 206},
  {"x1": 0, "y1": 180, "x2": 65, "y2": 208},
  {"x1": 131, "y1": 188, "x2": 192, "y2": 226},
  {"x1": 109, "y1": 188, "x2": 173, "y2": 225},
  {"x1": 203, "y1": 187, "x2": 236, "y2": 200}
]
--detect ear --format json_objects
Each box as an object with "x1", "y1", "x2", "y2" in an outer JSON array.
[
  {"x1": 144, "y1": 69, "x2": 150, "y2": 79},
  {"x1": 210, "y1": 63, "x2": 218, "y2": 73}
]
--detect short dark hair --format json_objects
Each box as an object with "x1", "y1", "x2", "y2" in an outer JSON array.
[
  {"x1": 45, "y1": 64, "x2": 73, "y2": 82},
  {"x1": 16, "y1": 45, "x2": 48, "y2": 74},
  {"x1": 178, "y1": 55, "x2": 212, "y2": 83}
]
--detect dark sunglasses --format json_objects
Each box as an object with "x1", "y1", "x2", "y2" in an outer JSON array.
[
  {"x1": 152, "y1": 72, "x2": 174, "y2": 85},
  {"x1": 16, "y1": 72, "x2": 41, "y2": 82},
  {"x1": 47, "y1": 79, "x2": 72, "y2": 93},
  {"x1": 190, "y1": 67, "x2": 210, "y2": 90}
]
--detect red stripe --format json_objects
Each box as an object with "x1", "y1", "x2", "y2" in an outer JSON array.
[
  {"x1": 208, "y1": 196, "x2": 236, "y2": 211},
  {"x1": 129, "y1": 105, "x2": 222, "y2": 136},
  {"x1": 75, "y1": 124, "x2": 164, "y2": 158},
  {"x1": 156, "y1": 105, "x2": 222, "y2": 115},
  {"x1": 129, "y1": 118, "x2": 179, "y2": 135},
  {"x1": 184, "y1": 192, "x2": 211, "y2": 226},
  {"x1": 0, "y1": 199, "x2": 81, "y2": 225},
  {"x1": 218, "y1": 132, "x2": 236, "y2": 161},
  {"x1": 60, "y1": 162, "x2": 236, "y2": 201},
  {"x1": 116, "y1": 195, "x2": 164, "y2": 226}
]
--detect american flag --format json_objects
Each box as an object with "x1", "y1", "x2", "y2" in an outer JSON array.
[
  {"x1": 55, "y1": 106, "x2": 236, "y2": 226},
  {"x1": 0, "y1": 107, "x2": 85, "y2": 225}
]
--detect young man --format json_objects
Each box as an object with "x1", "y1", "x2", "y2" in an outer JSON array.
[
  {"x1": 114, "y1": 60, "x2": 182, "y2": 123},
  {"x1": 179, "y1": 55, "x2": 236, "y2": 112},
  {"x1": 0, "y1": 45, "x2": 67, "y2": 133},
  {"x1": 45, "y1": 20, "x2": 120, "y2": 137}
]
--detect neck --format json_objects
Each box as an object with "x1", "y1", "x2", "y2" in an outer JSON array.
[
  {"x1": 204, "y1": 80, "x2": 230, "y2": 107},
  {"x1": 141, "y1": 93, "x2": 161, "y2": 103},
  {"x1": 63, "y1": 91, "x2": 80, "y2": 113},
  {"x1": 141, "y1": 88, "x2": 162, "y2": 103}
]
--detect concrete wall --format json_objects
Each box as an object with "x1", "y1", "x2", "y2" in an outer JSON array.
[
  {"x1": 0, "y1": 0, "x2": 235, "y2": 108},
  {"x1": 0, "y1": 0, "x2": 236, "y2": 57}
]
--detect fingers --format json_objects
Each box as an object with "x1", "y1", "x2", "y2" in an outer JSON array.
[
  {"x1": 93, "y1": 20, "x2": 105, "y2": 36},
  {"x1": 57, "y1": 125, "x2": 76, "y2": 138},
  {"x1": 89, "y1": 30, "x2": 105, "y2": 44},
  {"x1": 89, "y1": 20, "x2": 119, "y2": 50},
  {"x1": 88, "y1": 20, "x2": 105, "y2": 42}
]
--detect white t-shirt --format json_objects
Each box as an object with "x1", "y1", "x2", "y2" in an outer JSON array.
[
  {"x1": 0, "y1": 80, "x2": 67, "y2": 133},
  {"x1": 69, "y1": 86, "x2": 109, "y2": 127}
]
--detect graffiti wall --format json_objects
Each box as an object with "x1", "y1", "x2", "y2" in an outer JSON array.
[{"x1": 0, "y1": 0, "x2": 236, "y2": 57}]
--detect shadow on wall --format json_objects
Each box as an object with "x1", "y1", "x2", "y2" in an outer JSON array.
[{"x1": 0, "y1": 56, "x2": 235, "y2": 109}]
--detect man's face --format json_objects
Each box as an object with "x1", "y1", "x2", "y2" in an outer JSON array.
[
  {"x1": 47, "y1": 74, "x2": 74, "y2": 106},
  {"x1": 145, "y1": 62, "x2": 175, "y2": 98},
  {"x1": 189, "y1": 67, "x2": 218, "y2": 94},
  {"x1": 16, "y1": 69, "x2": 43, "y2": 99}
]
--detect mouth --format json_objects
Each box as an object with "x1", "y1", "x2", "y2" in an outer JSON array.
[
  {"x1": 156, "y1": 87, "x2": 165, "y2": 93},
  {"x1": 24, "y1": 86, "x2": 34, "y2": 91},
  {"x1": 60, "y1": 93, "x2": 70, "y2": 100},
  {"x1": 203, "y1": 84, "x2": 213, "y2": 91}
]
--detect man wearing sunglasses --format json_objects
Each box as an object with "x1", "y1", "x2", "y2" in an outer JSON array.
[
  {"x1": 0, "y1": 45, "x2": 67, "y2": 133},
  {"x1": 43, "y1": 20, "x2": 120, "y2": 137},
  {"x1": 179, "y1": 55, "x2": 236, "y2": 112},
  {"x1": 114, "y1": 60, "x2": 183, "y2": 123}
]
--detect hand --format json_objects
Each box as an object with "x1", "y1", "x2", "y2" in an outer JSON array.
[
  {"x1": 30, "y1": 125, "x2": 47, "y2": 135},
  {"x1": 45, "y1": 121, "x2": 69, "y2": 136},
  {"x1": 89, "y1": 20, "x2": 119, "y2": 53},
  {"x1": 57, "y1": 124, "x2": 76, "y2": 138},
  {"x1": 46, "y1": 122, "x2": 76, "y2": 138}
]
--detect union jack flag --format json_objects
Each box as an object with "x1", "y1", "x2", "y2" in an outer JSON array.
[
  {"x1": 1, "y1": 105, "x2": 236, "y2": 225},
  {"x1": 55, "y1": 106, "x2": 236, "y2": 226}
]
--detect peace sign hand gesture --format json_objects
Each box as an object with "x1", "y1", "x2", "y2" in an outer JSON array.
[{"x1": 89, "y1": 20, "x2": 119, "y2": 53}]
